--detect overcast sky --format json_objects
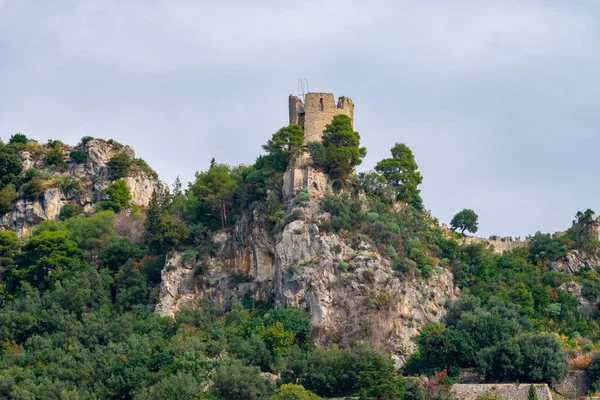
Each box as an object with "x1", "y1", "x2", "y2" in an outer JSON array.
[{"x1": 1, "y1": 0, "x2": 599, "y2": 237}]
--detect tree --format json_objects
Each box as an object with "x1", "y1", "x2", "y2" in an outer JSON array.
[
  {"x1": 320, "y1": 115, "x2": 366, "y2": 179},
  {"x1": 107, "y1": 151, "x2": 132, "y2": 180},
  {"x1": 0, "y1": 143, "x2": 23, "y2": 190},
  {"x1": 528, "y1": 384, "x2": 538, "y2": 400},
  {"x1": 0, "y1": 184, "x2": 17, "y2": 214},
  {"x1": 16, "y1": 230, "x2": 82, "y2": 286},
  {"x1": 262, "y1": 124, "x2": 305, "y2": 172},
  {"x1": 101, "y1": 180, "x2": 132, "y2": 213},
  {"x1": 588, "y1": 352, "x2": 600, "y2": 390},
  {"x1": 576, "y1": 208, "x2": 596, "y2": 226},
  {"x1": 0, "y1": 230, "x2": 19, "y2": 269},
  {"x1": 450, "y1": 209, "x2": 479, "y2": 234},
  {"x1": 210, "y1": 358, "x2": 272, "y2": 400},
  {"x1": 9, "y1": 133, "x2": 28, "y2": 144},
  {"x1": 268, "y1": 384, "x2": 321, "y2": 400},
  {"x1": 374, "y1": 143, "x2": 423, "y2": 206},
  {"x1": 146, "y1": 190, "x2": 190, "y2": 253},
  {"x1": 186, "y1": 162, "x2": 237, "y2": 229}
]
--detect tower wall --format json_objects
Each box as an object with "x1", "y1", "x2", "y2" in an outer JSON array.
[
  {"x1": 288, "y1": 93, "x2": 354, "y2": 144},
  {"x1": 284, "y1": 92, "x2": 354, "y2": 202}
]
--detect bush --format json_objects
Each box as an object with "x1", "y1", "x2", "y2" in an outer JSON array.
[
  {"x1": 108, "y1": 151, "x2": 131, "y2": 180},
  {"x1": 588, "y1": 353, "x2": 600, "y2": 390},
  {"x1": 100, "y1": 180, "x2": 132, "y2": 212},
  {"x1": 80, "y1": 136, "x2": 94, "y2": 144},
  {"x1": 69, "y1": 150, "x2": 88, "y2": 163},
  {"x1": 307, "y1": 142, "x2": 327, "y2": 169},
  {"x1": 0, "y1": 143, "x2": 23, "y2": 190},
  {"x1": 210, "y1": 358, "x2": 272, "y2": 400},
  {"x1": 46, "y1": 145, "x2": 65, "y2": 167},
  {"x1": 0, "y1": 184, "x2": 17, "y2": 214},
  {"x1": 268, "y1": 384, "x2": 321, "y2": 400},
  {"x1": 9, "y1": 133, "x2": 29, "y2": 144},
  {"x1": 22, "y1": 176, "x2": 46, "y2": 200},
  {"x1": 59, "y1": 204, "x2": 79, "y2": 220}
]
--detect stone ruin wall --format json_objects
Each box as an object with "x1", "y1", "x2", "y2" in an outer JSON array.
[
  {"x1": 452, "y1": 384, "x2": 551, "y2": 400},
  {"x1": 284, "y1": 93, "x2": 354, "y2": 201},
  {"x1": 289, "y1": 92, "x2": 354, "y2": 145},
  {"x1": 462, "y1": 235, "x2": 531, "y2": 253}
]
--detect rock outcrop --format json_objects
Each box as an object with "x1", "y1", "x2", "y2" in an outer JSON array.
[
  {"x1": 549, "y1": 250, "x2": 600, "y2": 275},
  {"x1": 1, "y1": 139, "x2": 167, "y2": 237},
  {"x1": 156, "y1": 196, "x2": 457, "y2": 362}
]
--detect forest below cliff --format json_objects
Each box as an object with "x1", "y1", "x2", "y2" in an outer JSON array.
[{"x1": 2, "y1": 120, "x2": 600, "y2": 399}]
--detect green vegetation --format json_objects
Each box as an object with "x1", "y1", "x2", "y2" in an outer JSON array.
[
  {"x1": 262, "y1": 124, "x2": 305, "y2": 172},
  {"x1": 2, "y1": 123, "x2": 600, "y2": 398},
  {"x1": 309, "y1": 115, "x2": 366, "y2": 179},
  {"x1": 375, "y1": 143, "x2": 423, "y2": 209},
  {"x1": 450, "y1": 208, "x2": 479, "y2": 234},
  {"x1": 108, "y1": 151, "x2": 132, "y2": 179},
  {"x1": 69, "y1": 150, "x2": 88, "y2": 163},
  {"x1": 9, "y1": 133, "x2": 29, "y2": 145},
  {"x1": 101, "y1": 179, "x2": 132, "y2": 213}
]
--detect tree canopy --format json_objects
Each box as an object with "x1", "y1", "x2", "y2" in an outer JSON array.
[
  {"x1": 374, "y1": 143, "x2": 422, "y2": 207},
  {"x1": 450, "y1": 209, "x2": 479, "y2": 234}
]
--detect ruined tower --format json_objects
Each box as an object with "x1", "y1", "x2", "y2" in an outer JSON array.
[
  {"x1": 288, "y1": 93, "x2": 354, "y2": 144},
  {"x1": 283, "y1": 92, "x2": 354, "y2": 201}
]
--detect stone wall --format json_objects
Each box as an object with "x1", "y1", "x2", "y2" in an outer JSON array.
[
  {"x1": 453, "y1": 384, "x2": 552, "y2": 400},
  {"x1": 461, "y1": 235, "x2": 530, "y2": 253},
  {"x1": 289, "y1": 93, "x2": 354, "y2": 145},
  {"x1": 285, "y1": 93, "x2": 354, "y2": 201}
]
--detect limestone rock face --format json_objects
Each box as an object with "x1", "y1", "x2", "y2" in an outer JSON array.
[
  {"x1": 549, "y1": 250, "x2": 600, "y2": 275},
  {"x1": 1, "y1": 139, "x2": 166, "y2": 237},
  {"x1": 156, "y1": 199, "x2": 457, "y2": 363}
]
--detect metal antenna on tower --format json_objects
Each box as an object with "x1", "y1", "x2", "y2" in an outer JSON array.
[
  {"x1": 303, "y1": 78, "x2": 310, "y2": 95},
  {"x1": 297, "y1": 79, "x2": 305, "y2": 101}
]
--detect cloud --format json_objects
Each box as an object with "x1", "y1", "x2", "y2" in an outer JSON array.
[{"x1": 1, "y1": 0, "x2": 600, "y2": 237}]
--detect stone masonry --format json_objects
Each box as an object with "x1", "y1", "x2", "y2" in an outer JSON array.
[
  {"x1": 453, "y1": 384, "x2": 552, "y2": 400},
  {"x1": 283, "y1": 93, "x2": 354, "y2": 201}
]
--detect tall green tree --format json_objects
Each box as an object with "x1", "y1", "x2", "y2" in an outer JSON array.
[
  {"x1": 146, "y1": 189, "x2": 190, "y2": 254},
  {"x1": 321, "y1": 115, "x2": 366, "y2": 179},
  {"x1": 0, "y1": 230, "x2": 19, "y2": 269},
  {"x1": 262, "y1": 124, "x2": 305, "y2": 172},
  {"x1": 0, "y1": 143, "x2": 23, "y2": 190},
  {"x1": 101, "y1": 180, "x2": 132, "y2": 213},
  {"x1": 16, "y1": 230, "x2": 82, "y2": 286},
  {"x1": 450, "y1": 209, "x2": 479, "y2": 234},
  {"x1": 186, "y1": 162, "x2": 237, "y2": 229},
  {"x1": 374, "y1": 143, "x2": 422, "y2": 207}
]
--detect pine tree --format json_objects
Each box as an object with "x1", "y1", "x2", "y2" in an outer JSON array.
[{"x1": 528, "y1": 384, "x2": 538, "y2": 400}]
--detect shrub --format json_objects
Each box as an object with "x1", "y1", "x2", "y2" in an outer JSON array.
[
  {"x1": 268, "y1": 384, "x2": 321, "y2": 400},
  {"x1": 108, "y1": 151, "x2": 131, "y2": 180},
  {"x1": 0, "y1": 184, "x2": 17, "y2": 214},
  {"x1": 69, "y1": 150, "x2": 88, "y2": 163},
  {"x1": 80, "y1": 136, "x2": 94, "y2": 143},
  {"x1": 210, "y1": 358, "x2": 272, "y2": 399},
  {"x1": 22, "y1": 176, "x2": 46, "y2": 200},
  {"x1": 59, "y1": 204, "x2": 79, "y2": 220},
  {"x1": 587, "y1": 353, "x2": 600, "y2": 390},
  {"x1": 9, "y1": 133, "x2": 29, "y2": 144},
  {"x1": 100, "y1": 179, "x2": 132, "y2": 213},
  {"x1": 132, "y1": 157, "x2": 158, "y2": 179},
  {"x1": 296, "y1": 188, "x2": 310, "y2": 205},
  {"x1": 307, "y1": 142, "x2": 327, "y2": 169}
]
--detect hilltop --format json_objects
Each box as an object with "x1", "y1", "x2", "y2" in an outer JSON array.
[{"x1": 1, "y1": 94, "x2": 600, "y2": 398}]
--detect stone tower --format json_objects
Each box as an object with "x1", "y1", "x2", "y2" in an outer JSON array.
[
  {"x1": 288, "y1": 93, "x2": 354, "y2": 144},
  {"x1": 283, "y1": 92, "x2": 354, "y2": 201}
]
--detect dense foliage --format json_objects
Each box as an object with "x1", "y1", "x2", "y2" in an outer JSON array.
[{"x1": 2, "y1": 127, "x2": 600, "y2": 397}]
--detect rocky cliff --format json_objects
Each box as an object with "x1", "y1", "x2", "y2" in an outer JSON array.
[
  {"x1": 156, "y1": 170, "x2": 457, "y2": 364},
  {"x1": 1, "y1": 138, "x2": 167, "y2": 237}
]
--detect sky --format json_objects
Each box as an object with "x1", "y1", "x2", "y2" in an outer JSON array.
[{"x1": 1, "y1": 0, "x2": 600, "y2": 238}]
